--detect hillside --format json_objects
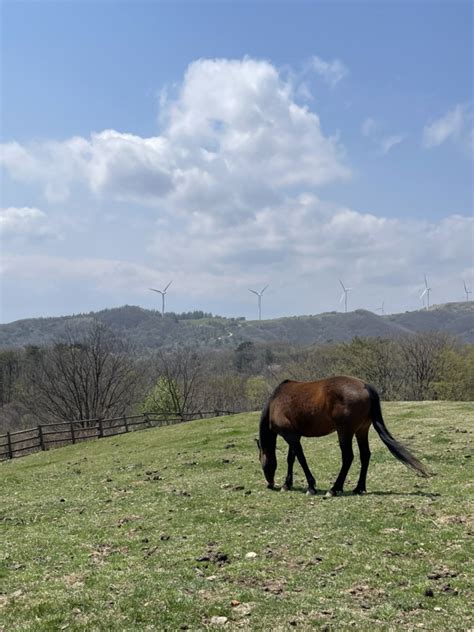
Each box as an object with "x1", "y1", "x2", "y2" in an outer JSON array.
[
  {"x1": 0, "y1": 302, "x2": 472, "y2": 350},
  {"x1": 1, "y1": 402, "x2": 472, "y2": 630}
]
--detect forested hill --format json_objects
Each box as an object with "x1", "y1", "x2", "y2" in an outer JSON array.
[{"x1": 0, "y1": 302, "x2": 472, "y2": 350}]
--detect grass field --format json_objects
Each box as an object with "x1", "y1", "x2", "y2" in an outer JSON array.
[{"x1": 1, "y1": 401, "x2": 473, "y2": 631}]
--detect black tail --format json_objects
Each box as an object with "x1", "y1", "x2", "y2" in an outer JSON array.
[{"x1": 366, "y1": 384, "x2": 429, "y2": 477}]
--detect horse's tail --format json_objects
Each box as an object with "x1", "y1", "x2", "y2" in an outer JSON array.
[{"x1": 365, "y1": 384, "x2": 429, "y2": 477}]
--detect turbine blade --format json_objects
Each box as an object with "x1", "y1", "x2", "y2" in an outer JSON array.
[
  {"x1": 149, "y1": 288, "x2": 160, "y2": 293},
  {"x1": 339, "y1": 279, "x2": 346, "y2": 291},
  {"x1": 420, "y1": 289, "x2": 427, "y2": 298},
  {"x1": 248, "y1": 289, "x2": 258, "y2": 295},
  {"x1": 164, "y1": 280, "x2": 173, "y2": 292},
  {"x1": 339, "y1": 293, "x2": 345, "y2": 303},
  {"x1": 261, "y1": 285, "x2": 269, "y2": 294}
]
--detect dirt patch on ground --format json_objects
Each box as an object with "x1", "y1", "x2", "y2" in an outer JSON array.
[
  {"x1": 88, "y1": 544, "x2": 129, "y2": 565},
  {"x1": 346, "y1": 584, "x2": 387, "y2": 609},
  {"x1": 230, "y1": 574, "x2": 287, "y2": 596},
  {"x1": 427, "y1": 567, "x2": 459, "y2": 580},
  {"x1": 436, "y1": 514, "x2": 473, "y2": 528}
]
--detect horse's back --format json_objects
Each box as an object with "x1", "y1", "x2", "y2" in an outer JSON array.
[{"x1": 268, "y1": 376, "x2": 371, "y2": 437}]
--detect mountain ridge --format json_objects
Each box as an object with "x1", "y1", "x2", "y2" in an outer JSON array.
[{"x1": 1, "y1": 301, "x2": 472, "y2": 349}]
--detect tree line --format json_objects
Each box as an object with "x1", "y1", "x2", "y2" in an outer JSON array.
[{"x1": 0, "y1": 320, "x2": 472, "y2": 433}]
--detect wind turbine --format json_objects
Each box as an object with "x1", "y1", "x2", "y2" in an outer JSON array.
[
  {"x1": 248, "y1": 285, "x2": 268, "y2": 321},
  {"x1": 463, "y1": 280, "x2": 472, "y2": 302},
  {"x1": 149, "y1": 280, "x2": 173, "y2": 316},
  {"x1": 420, "y1": 275, "x2": 432, "y2": 309},
  {"x1": 376, "y1": 301, "x2": 385, "y2": 315},
  {"x1": 339, "y1": 279, "x2": 352, "y2": 313}
]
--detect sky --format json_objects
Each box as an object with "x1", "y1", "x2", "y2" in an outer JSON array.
[{"x1": 1, "y1": 0, "x2": 473, "y2": 323}]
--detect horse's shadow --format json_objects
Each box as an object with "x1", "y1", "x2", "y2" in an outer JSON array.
[{"x1": 274, "y1": 485, "x2": 440, "y2": 498}]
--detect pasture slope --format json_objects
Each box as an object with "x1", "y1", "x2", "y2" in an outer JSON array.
[{"x1": 1, "y1": 402, "x2": 473, "y2": 631}]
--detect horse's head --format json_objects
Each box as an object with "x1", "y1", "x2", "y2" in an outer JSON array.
[{"x1": 255, "y1": 437, "x2": 276, "y2": 489}]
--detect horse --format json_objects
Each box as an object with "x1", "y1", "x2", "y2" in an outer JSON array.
[{"x1": 257, "y1": 376, "x2": 428, "y2": 495}]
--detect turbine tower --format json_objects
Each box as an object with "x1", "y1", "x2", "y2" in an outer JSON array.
[
  {"x1": 420, "y1": 275, "x2": 432, "y2": 309},
  {"x1": 339, "y1": 279, "x2": 352, "y2": 313},
  {"x1": 376, "y1": 301, "x2": 385, "y2": 315},
  {"x1": 463, "y1": 280, "x2": 472, "y2": 302},
  {"x1": 248, "y1": 285, "x2": 268, "y2": 321},
  {"x1": 149, "y1": 280, "x2": 173, "y2": 316}
]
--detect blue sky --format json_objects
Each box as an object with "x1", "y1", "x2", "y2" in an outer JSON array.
[{"x1": 1, "y1": 1, "x2": 473, "y2": 322}]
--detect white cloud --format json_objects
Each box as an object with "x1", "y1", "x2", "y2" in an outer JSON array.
[
  {"x1": 1, "y1": 58, "x2": 350, "y2": 209},
  {"x1": 0, "y1": 255, "x2": 159, "y2": 290},
  {"x1": 145, "y1": 195, "x2": 473, "y2": 305},
  {"x1": 0, "y1": 206, "x2": 56, "y2": 239},
  {"x1": 310, "y1": 56, "x2": 348, "y2": 87},
  {"x1": 422, "y1": 104, "x2": 467, "y2": 148},
  {"x1": 380, "y1": 134, "x2": 404, "y2": 155},
  {"x1": 3, "y1": 199, "x2": 471, "y2": 318},
  {"x1": 361, "y1": 117, "x2": 404, "y2": 154}
]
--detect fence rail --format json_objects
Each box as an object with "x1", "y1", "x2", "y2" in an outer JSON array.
[{"x1": 0, "y1": 410, "x2": 234, "y2": 461}]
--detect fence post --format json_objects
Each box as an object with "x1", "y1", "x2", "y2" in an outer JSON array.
[
  {"x1": 38, "y1": 425, "x2": 45, "y2": 451},
  {"x1": 144, "y1": 413, "x2": 151, "y2": 427},
  {"x1": 6, "y1": 432, "x2": 13, "y2": 459},
  {"x1": 98, "y1": 419, "x2": 104, "y2": 438},
  {"x1": 123, "y1": 416, "x2": 129, "y2": 433},
  {"x1": 70, "y1": 422, "x2": 76, "y2": 444}
]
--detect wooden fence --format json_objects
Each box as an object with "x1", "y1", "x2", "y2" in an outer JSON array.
[{"x1": 0, "y1": 410, "x2": 234, "y2": 462}]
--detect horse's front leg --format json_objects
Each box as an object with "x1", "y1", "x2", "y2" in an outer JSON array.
[
  {"x1": 294, "y1": 441, "x2": 317, "y2": 495},
  {"x1": 281, "y1": 432, "x2": 317, "y2": 495},
  {"x1": 281, "y1": 445, "x2": 295, "y2": 491}
]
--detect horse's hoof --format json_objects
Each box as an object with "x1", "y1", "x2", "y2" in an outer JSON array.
[
  {"x1": 353, "y1": 488, "x2": 366, "y2": 495},
  {"x1": 281, "y1": 485, "x2": 291, "y2": 492},
  {"x1": 325, "y1": 489, "x2": 340, "y2": 498},
  {"x1": 267, "y1": 483, "x2": 275, "y2": 490},
  {"x1": 306, "y1": 488, "x2": 317, "y2": 496}
]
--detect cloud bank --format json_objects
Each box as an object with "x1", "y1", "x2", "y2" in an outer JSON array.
[
  {"x1": 1, "y1": 57, "x2": 472, "y2": 320},
  {"x1": 1, "y1": 58, "x2": 350, "y2": 209}
]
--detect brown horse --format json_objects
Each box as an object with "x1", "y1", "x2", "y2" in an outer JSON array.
[{"x1": 257, "y1": 376, "x2": 428, "y2": 495}]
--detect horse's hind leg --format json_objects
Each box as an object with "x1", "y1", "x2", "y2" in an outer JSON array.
[
  {"x1": 282, "y1": 445, "x2": 296, "y2": 491},
  {"x1": 328, "y1": 430, "x2": 354, "y2": 496},
  {"x1": 353, "y1": 427, "x2": 371, "y2": 495}
]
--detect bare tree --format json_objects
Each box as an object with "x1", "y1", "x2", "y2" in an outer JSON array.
[
  {"x1": 399, "y1": 332, "x2": 451, "y2": 400},
  {"x1": 22, "y1": 321, "x2": 140, "y2": 423},
  {"x1": 0, "y1": 350, "x2": 22, "y2": 407},
  {"x1": 339, "y1": 337, "x2": 403, "y2": 400},
  {"x1": 146, "y1": 348, "x2": 204, "y2": 419}
]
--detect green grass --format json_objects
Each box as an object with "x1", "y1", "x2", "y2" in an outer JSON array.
[{"x1": 1, "y1": 401, "x2": 473, "y2": 631}]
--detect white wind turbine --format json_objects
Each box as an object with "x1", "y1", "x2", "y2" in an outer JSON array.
[
  {"x1": 376, "y1": 301, "x2": 385, "y2": 315},
  {"x1": 248, "y1": 285, "x2": 268, "y2": 321},
  {"x1": 420, "y1": 275, "x2": 432, "y2": 309},
  {"x1": 463, "y1": 280, "x2": 472, "y2": 302},
  {"x1": 149, "y1": 280, "x2": 173, "y2": 316},
  {"x1": 339, "y1": 279, "x2": 352, "y2": 313}
]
